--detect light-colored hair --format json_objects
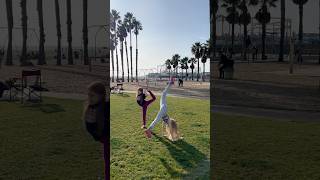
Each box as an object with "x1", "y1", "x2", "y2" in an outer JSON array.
[{"x1": 165, "y1": 118, "x2": 181, "y2": 141}]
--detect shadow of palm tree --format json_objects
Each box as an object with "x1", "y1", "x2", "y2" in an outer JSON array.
[
  {"x1": 22, "y1": 103, "x2": 65, "y2": 113},
  {"x1": 153, "y1": 134, "x2": 207, "y2": 178}
]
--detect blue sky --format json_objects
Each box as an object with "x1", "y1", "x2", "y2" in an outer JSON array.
[{"x1": 111, "y1": 0, "x2": 210, "y2": 72}]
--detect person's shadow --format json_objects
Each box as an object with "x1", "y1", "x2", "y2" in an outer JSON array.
[{"x1": 153, "y1": 134, "x2": 207, "y2": 178}]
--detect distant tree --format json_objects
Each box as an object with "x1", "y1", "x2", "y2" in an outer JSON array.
[
  {"x1": 191, "y1": 42, "x2": 202, "y2": 81},
  {"x1": 111, "y1": 10, "x2": 120, "y2": 82},
  {"x1": 238, "y1": 0, "x2": 257, "y2": 61},
  {"x1": 165, "y1": 59, "x2": 172, "y2": 77},
  {"x1": 255, "y1": 0, "x2": 278, "y2": 60},
  {"x1": 66, "y1": 0, "x2": 73, "y2": 64},
  {"x1": 180, "y1": 57, "x2": 189, "y2": 80},
  {"x1": 5, "y1": 0, "x2": 13, "y2": 65},
  {"x1": 278, "y1": 0, "x2": 285, "y2": 62},
  {"x1": 222, "y1": 0, "x2": 240, "y2": 55},
  {"x1": 123, "y1": 13, "x2": 134, "y2": 82},
  {"x1": 188, "y1": 57, "x2": 197, "y2": 81},
  {"x1": 132, "y1": 17, "x2": 143, "y2": 82},
  {"x1": 292, "y1": 0, "x2": 309, "y2": 63},
  {"x1": 117, "y1": 20, "x2": 126, "y2": 82},
  {"x1": 201, "y1": 42, "x2": 209, "y2": 81},
  {"x1": 20, "y1": 0, "x2": 28, "y2": 66},
  {"x1": 171, "y1": 54, "x2": 180, "y2": 78},
  {"x1": 37, "y1": 0, "x2": 46, "y2": 65},
  {"x1": 83, "y1": 0, "x2": 89, "y2": 66},
  {"x1": 55, "y1": 0, "x2": 62, "y2": 66}
]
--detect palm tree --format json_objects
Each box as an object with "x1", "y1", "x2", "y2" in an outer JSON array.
[
  {"x1": 117, "y1": 20, "x2": 126, "y2": 82},
  {"x1": 55, "y1": 0, "x2": 62, "y2": 66},
  {"x1": 171, "y1": 54, "x2": 180, "y2": 78},
  {"x1": 292, "y1": 0, "x2": 309, "y2": 63},
  {"x1": 124, "y1": 13, "x2": 134, "y2": 82},
  {"x1": 121, "y1": 18, "x2": 130, "y2": 82},
  {"x1": 165, "y1": 59, "x2": 172, "y2": 77},
  {"x1": 5, "y1": 0, "x2": 13, "y2": 65},
  {"x1": 111, "y1": 10, "x2": 120, "y2": 82},
  {"x1": 180, "y1": 57, "x2": 189, "y2": 80},
  {"x1": 66, "y1": 0, "x2": 73, "y2": 65},
  {"x1": 110, "y1": 32, "x2": 116, "y2": 82},
  {"x1": 37, "y1": 0, "x2": 46, "y2": 65},
  {"x1": 255, "y1": 0, "x2": 278, "y2": 60},
  {"x1": 222, "y1": 0, "x2": 240, "y2": 55},
  {"x1": 188, "y1": 57, "x2": 197, "y2": 81},
  {"x1": 201, "y1": 42, "x2": 209, "y2": 81},
  {"x1": 191, "y1": 42, "x2": 202, "y2": 81},
  {"x1": 110, "y1": 12, "x2": 116, "y2": 82},
  {"x1": 20, "y1": 0, "x2": 28, "y2": 66},
  {"x1": 133, "y1": 18, "x2": 143, "y2": 83},
  {"x1": 83, "y1": 0, "x2": 89, "y2": 66},
  {"x1": 238, "y1": 0, "x2": 256, "y2": 61},
  {"x1": 211, "y1": 0, "x2": 218, "y2": 59},
  {"x1": 278, "y1": 0, "x2": 285, "y2": 62}
]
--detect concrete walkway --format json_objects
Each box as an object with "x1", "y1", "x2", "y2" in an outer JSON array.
[{"x1": 213, "y1": 105, "x2": 320, "y2": 122}]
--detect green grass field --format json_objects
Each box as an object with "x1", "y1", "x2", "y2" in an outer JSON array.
[
  {"x1": 110, "y1": 93, "x2": 210, "y2": 179},
  {"x1": 213, "y1": 113, "x2": 320, "y2": 180},
  {"x1": 0, "y1": 98, "x2": 104, "y2": 179}
]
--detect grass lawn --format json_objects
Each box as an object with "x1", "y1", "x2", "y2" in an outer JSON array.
[
  {"x1": 110, "y1": 93, "x2": 210, "y2": 179},
  {"x1": 213, "y1": 113, "x2": 320, "y2": 180},
  {"x1": 0, "y1": 98, "x2": 105, "y2": 179}
]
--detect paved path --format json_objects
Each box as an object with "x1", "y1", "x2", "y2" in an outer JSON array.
[{"x1": 213, "y1": 105, "x2": 320, "y2": 122}]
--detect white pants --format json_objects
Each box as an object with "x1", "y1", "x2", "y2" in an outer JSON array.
[{"x1": 148, "y1": 83, "x2": 171, "y2": 130}]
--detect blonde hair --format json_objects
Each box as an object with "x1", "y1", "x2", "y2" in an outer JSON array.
[{"x1": 165, "y1": 118, "x2": 181, "y2": 141}]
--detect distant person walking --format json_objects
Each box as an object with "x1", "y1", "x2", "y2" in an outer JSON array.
[
  {"x1": 296, "y1": 49, "x2": 303, "y2": 64},
  {"x1": 252, "y1": 46, "x2": 258, "y2": 61},
  {"x1": 218, "y1": 51, "x2": 228, "y2": 79}
]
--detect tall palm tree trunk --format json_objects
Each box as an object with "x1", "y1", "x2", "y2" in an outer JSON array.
[
  {"x1": 197, "y1": 58, "x2": 200, "y2": 81},
  {"x1": 135, "y1": 34, "x2": 138, "y2": 82},
  {"x1": 66, "y1": 0, "x2": 73, "y2": 65},
  {"x1": 191, "y1": 66, "x2": 194, "y2": 81},
  {"x1": 185, "y1": 69, "x2": 188, "y2": 81},
  {"x1": 319, "y1": 0, "x2": 320, "y2": 64},
  {"x1": 278, "y1": 0, "x2": 285, "y2": 62},
  {"x1": 130, "y1": 32, "x2": 133, "y2": 82},
  {"x1": 55, "y1": 0, "x2": 62, "y2": 66},
  {"x1": 116, "y1": 45, "x2": 119, "y2": 82},
  {"x1": 5, "y1": 0, "x2": 13, "y2": 65},
  {"x1": 203, "y1": 63, "x2": 206, "y2": 81},
  {"x1": 37, "y1": 0, "x2": 46, "y2": 65},
  {"x1": 120, "y1": 41, "x2": 124, "y2": 82},
  {"x1": 243, "y1": 24, "x2": 248, "y2": 61},
  {"x1": 298, "y1": 3, "x2": 303, "y2": 62},
  {"x1": 83, "y1": 0, "x2": 89, "y2": 66},
  {"x1": 125, "y1": 39, "x2": 130, "y2": 82},
  {"x1": 20, "y1": 0, "x2": 28, "y2": 66},
  {"x1": 262, "y1": 22, "x2": 266, "y2": 60},
  {"x1": 231, "y1": 2, "x2": 235, "y2": 57},
  {"x1": 111, "y1": 50, "x2": 114, "y2": 82}
]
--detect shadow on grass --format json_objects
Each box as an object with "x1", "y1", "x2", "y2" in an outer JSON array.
[
  {"x1": 153, "y1": 134, "x2": 206, "y2": 178},
  {"x1": 22, "y1": 103, "x2": 65, "y2": 113}
]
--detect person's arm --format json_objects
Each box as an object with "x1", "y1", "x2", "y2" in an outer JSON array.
[{"x1": 148, "y1": 90, "x2": 156, "y2": 102}]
